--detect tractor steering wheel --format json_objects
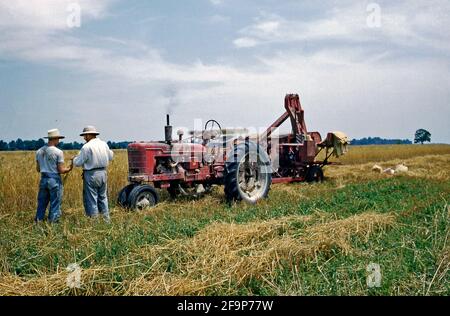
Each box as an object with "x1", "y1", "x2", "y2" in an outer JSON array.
[{"x1": 203, "y1": 119, "x2": 223, "y2": 140}]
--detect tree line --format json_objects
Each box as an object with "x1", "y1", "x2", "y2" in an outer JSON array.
[
  {"x1": 0, "y1": 139, "x2": 131, "y2": 151},
  {"x1": 0, "y1": 129, "x2": 432, "y2": 151},
  {"x1": 350, "y1": 129, "x2": 432, "y2": 145},
  {"x1": 350, "y1": 137, "x2": 412, "y2": 145}
]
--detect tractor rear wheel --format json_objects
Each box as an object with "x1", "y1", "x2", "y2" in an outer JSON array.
[
  {"x1": 306, "y1": 165, "x2": 324, "y2": 183},
  {"x1": 224, "y1": 142, "x2": 272, "y2": 204},
  {"x1": 117, "y1": 184, "x2": 136, "y2": 208},
  {"x1": 127, "y1": 185, "x2": 160, "y2": 211}
]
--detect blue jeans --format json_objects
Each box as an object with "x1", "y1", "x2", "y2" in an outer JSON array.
[
  {"x1": 36, "y1": 173, "x2": 63, "y2": 223},
  {"x1": 83, "y1": 169, "x2": 110, "y2": 220}
]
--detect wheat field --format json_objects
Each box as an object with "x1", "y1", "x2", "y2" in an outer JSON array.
[{"x1": 0, "y1": 144, "x2": 449, "y2": 295}]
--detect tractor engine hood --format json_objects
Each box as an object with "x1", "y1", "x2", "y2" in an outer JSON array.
[
  {"x1": 128, "y1": 142, "x2": 171, "y2": 152},
  {"x1": 128, "y1": 142, "x2": 206, "y2": 163}
]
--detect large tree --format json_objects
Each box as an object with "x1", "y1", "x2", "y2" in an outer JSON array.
[
  {"x1": 0, "y1": 140, "x2": 8, "y2": 151},
  {"x1": 414, "y1": 129, "x2": 431, "y2": 144}
]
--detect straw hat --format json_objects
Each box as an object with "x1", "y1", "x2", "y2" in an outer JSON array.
[
  {"x1": 80, "y1": 126, "x2": 100, "y2": 136},
  {"x1": 45, "y1": 129, "x2": 65, "y2": 139}
]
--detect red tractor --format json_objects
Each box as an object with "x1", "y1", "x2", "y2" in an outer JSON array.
[{"x1": 118, "y1": 94, "x2": 348, "y2": 210}]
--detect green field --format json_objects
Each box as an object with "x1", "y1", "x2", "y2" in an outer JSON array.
[{"x1": 0, "y1": 145, "x2": 449, "y2": 295}]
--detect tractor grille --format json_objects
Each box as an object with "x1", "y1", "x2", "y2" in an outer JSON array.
[{"x1": 128, "y1": 149, "x2": 147, "y2": 174}]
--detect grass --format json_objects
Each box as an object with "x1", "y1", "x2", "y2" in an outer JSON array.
[
  {"x1": 332, "y1": 144, "x2": 450, "y2": 165},
  {"x1": 0, "y1": 144, "x2": 449, "y2": 295},
  {"x1": 0, "y1": 150, "x2": 129, "y2": 214}
]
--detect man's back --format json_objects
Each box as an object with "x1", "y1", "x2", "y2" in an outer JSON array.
[
  {"x1": 74, "y1": 138, "x2": 113, "y2": 170},
  {"x1": 36, "y1": 146, "x2": 64, "y2": 174}
]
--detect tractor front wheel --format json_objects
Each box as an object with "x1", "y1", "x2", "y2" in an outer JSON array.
[
  {"x1": 127, "y1": 185, "x2": 160, "y2": 211},
  {"x1": 117, "y1": 184, "x2": 136, "y2": 208}
]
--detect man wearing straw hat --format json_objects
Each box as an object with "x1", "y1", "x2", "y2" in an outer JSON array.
[
  {"x1": 35, "y1": 129, "x2": 73, "y2": 223},
  {"x1": 72, "y1": 126, "x2": 114, "y2": 221}
]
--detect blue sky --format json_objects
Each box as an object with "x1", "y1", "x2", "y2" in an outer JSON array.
[{"x1": 0, "y1": 0, "x2": 449, "y2": 142}]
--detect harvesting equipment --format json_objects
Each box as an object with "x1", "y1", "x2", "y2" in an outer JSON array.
[{"x1": 118, "y1": 94, "x2": 348, "y2": 210}]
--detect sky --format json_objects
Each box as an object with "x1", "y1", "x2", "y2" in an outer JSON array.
[{"x1": 0, "y1": 0, "x2": 449, "y2": 143}]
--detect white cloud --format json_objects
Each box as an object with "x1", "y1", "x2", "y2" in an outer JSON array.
[
  {"x1": 0, "y1": 0, "x2": 114, "y2": 62},
  {"x1": 255, "y1": 21, "x2": 279, "y2": 34},
  {"x1": 233, "y1": 13, "x2": 352, "y2": 49},
  {"x1": 0, "y1": 0, "x2": 111, "y2": 31},
  {"x1": 233, "y1": 1, "x2": 450, "y2": 56},
  {"x1": 209, "y1": 0, "x2": 223, "y2": 6},
  {"x1": 233, "y1": 37, "x2": 259, "y2": 48},
  {"x1": 0, "y1": 0, "x2": 243, "y2": 85}
]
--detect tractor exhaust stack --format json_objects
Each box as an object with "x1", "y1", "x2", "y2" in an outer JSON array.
[{"x1": 165, "y1": 114, "x2": 172, "y2": 145}]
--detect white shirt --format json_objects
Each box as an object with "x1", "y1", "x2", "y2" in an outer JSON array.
[
  {"x1": 36, "y1": 145, "x2": 64, "y2": 174},
  {"x1": 73, "y1": 138, "x2": 114, "y2": 170}
]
